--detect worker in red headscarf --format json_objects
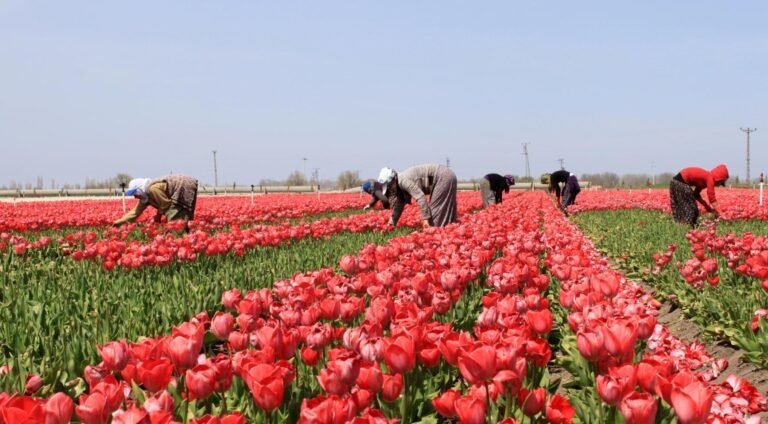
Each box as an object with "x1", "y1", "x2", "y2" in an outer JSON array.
[{"x1": 669, "y1": 164, "x2": 729, "y2": 226}]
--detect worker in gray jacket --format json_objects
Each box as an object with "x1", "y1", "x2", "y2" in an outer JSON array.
[{"x1": 377, "y1": 164, "x2": 457, "y2": 228}]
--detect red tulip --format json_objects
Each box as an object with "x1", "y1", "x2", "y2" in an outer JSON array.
[
  {"x1": 455, "y1": 394, "x2": 486, "y2": 424},
  {"x1": 619, "y1": 391, "x2": 658, "y2": 424},
  {"x1": 670, "y1": 378, "x2": 713, "y2": 424},
  {"x1": 317, "y1": 368, "x2": 351, "y2": 396},
  {"x1": 301, "y1": 347, "x2": 321, "y2": 367},
  {"x1": 138, "y1": 359, "x2": 174, "y2": 392},
  {"x1": 458, "y1": 344, "x2": 496, "y2": 385},
  {"x1": 75, "y1": 392, "x2": 111, "y2": 424},
  {"x1": 0, "y1": 396, "x2": 46, "y2": 424},
  {"x1": 596, "y1": 365, "x2": 636, "y2": 406},
  {"x1": 352, "y1": 388, "x2": 375, "y2": 411},
  {"x1": 244, "y1": 363, "x2": 285, "y2": 412},
  {"x1": 381, "y1": 373, "x2": 403, "y2": 402},
  {"x1": 355, "y1": 362, "x2": 383, "y2": 393},
  {"x1": 525, "y1": 309, "x2": 553, "y2": 335},
  {"x1": 298, "y1": 395, "x2": 356, "y2": 424},
  {"x1": 45, "y1": 392, "x2": 75, "y2": 424},
  {"x1": 384, "y1": 335, "x2": 416, "y2": 375},
  {"x1": 186, "y1": 364, "x2": 216, "y2": 401},
  {"x1": 112, "y1": 406, "x2": 150, "y2": 424},
  {"x1": 142, "y1": 390, "x2": 174, "y2": 414},
  {"x1": 210, "y1": 312, "x2": 235, "y2": 340},
  {"x1": 24, "y1": 374, "x2": 43, "y2": 395},
  {"x1": 575, "y1": 329, "x2": 604, "y2": 362},
  {"x1": 99, "y1": 341, "x2": 129, "y2": 372},
  {"x1": 221, "y1": 288, "x2": 242, "y2": 310},
  {"x1": 167, "y1": 335, "x2": 200, "y2": 371},
  {"x1": 517, "y1": 387, "x2": 546, "y2": 416},
  {"x1": 545, "y1": 394, "x2": 575, "y2": 424},
  {"x1": 432, "y1": 389, "x2": 459, "y2": 418}
]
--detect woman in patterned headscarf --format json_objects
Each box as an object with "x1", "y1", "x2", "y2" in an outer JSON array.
[
  {"x1": 670, "y1": 164, "x2": 729, "y2": 227},
  {"x1": 114, "y1": 174, "x2": 199, "y2": 230},
  {"x1": 378, "y1": 164, "x2": 458, "y2": 228}
]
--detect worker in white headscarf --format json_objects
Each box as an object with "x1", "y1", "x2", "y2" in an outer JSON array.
[
  {"x1": 113, "y1": 175, "x2": 199, "y2": 230},
  {"x1": 378, "y1": 164, "x2": 457, "y2": 228}
]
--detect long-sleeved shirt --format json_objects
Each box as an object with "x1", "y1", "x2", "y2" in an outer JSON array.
[
  {"x1": 679, "y1": 167, "x2": 718, "y2": 205},
  {"x1": 388, "y1": 164, "x2": 440, "y2": 225},
  {"x1": 365, "y1": 181, "x2": 390, "y2": 209},
  {"x1": 114, "y1": 175, "x2": 198, "y2": 225},
  {"x1": 114, "y1": 182, "x2": 172, "y2": 225},
  {"x1": 484, "y1": 173, "x2": 510, "y2": 203},
  {"x1": 549, "y1": 170, "x2": 570, "y2": 198}
]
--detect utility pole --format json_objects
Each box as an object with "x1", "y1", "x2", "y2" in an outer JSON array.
[
  {"x1": 741, "y1": 128, "x2": 757, "y2": 183},
  {"x1": 651, "y1": 161, "x2": 656, "y2": 185},
  {"x1": 303, "y1": 157, "x2": 308, "y2": 179},
  {"x1": 212, "y1": 150, "x2": 219, "y2": 193},
  {"x1": 522, "y1": 143, "x2": 531, "y2": 179},
  {"x1": 446, "y1": 157, "x2": 451, "y2": 168},
  {"x1": 557, "y1": 158, "x2": 565, "y2": 170}
]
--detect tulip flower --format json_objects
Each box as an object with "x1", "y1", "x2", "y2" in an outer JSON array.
[
  {"x1": 619, "y1": 391, "x2": 657, "y2": 424},
  {"x1": 455, "y1": 394, "x2": 486, "y2": 424}
]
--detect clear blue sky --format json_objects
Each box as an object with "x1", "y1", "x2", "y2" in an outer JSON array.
[{"x1": 1, "y1": 1, "x2": 766, "y2": 187}]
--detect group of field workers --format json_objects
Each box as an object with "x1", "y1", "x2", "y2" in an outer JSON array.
[{"x1": 112, "y1": 162, "x2": 730, "y2": 231}]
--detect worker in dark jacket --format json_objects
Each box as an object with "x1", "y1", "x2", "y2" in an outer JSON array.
[
  {"x1": 549, "y1": 170, "x2": 580, "y2": 213},
  {"x1": 479, "y1": 173, "x2": 515, "y2": 208},
  {"x1": 362, "y1": 180, "x2": 390, "y2": 210},
  {"x1": 114, "y1": 175, "x2": 198, "y2": 229},
  {"x1": 670, "y1": 164, "x2": 729, "y2": 226}
]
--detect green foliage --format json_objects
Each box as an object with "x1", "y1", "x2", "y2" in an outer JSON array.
[
  {"x1": 573, "y1": 209, "x2": 768, "y2": 366},
  {"x1": 0, "y1": 227, "x2": 412, "y2": 395}
]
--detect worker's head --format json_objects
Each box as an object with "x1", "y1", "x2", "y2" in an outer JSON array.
[
  {"x1": 377, "y1": 167, "x2": 397, "y2": 195},
  {"x1": 711, "y1": 164, "x2": 729, "y2": 187},
  {"x1": 125, "y1": 178, "x2": 151, "y2": 203},
  {"x1": 362, "y1": 181, "x2": 373, "y2": 194},
  {"x1": 504, "y1": 175, "x2": 515, "y2": 186}
]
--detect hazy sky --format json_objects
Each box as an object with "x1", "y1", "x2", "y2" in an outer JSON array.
[{"x1": 1, "y1": 1, "x2": 766, "y2": 187}]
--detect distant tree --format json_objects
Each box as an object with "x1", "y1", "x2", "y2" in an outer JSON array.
[
  {"x1": 655, "y1": 172, "x2": 674, "y2": 185},
  {"x1": 517, "y1": 176, "x2": 533, "y2": 183},
  {"x1": 620, "y1": 173, "x2": 651, "y2": 188},
  {"x1": 337, "y1": 170, "x2": 361, "y2": 190},
  {"x1": 286, "y1": 171, "x2": 308, "y2": 186}
]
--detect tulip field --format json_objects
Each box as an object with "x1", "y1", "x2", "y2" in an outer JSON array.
[{"x1": 2, "y1": 190, "x2": 768, "y2": 423}]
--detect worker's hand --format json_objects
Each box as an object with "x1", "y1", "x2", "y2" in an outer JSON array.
[
  {"x1": 112, "y1": 221, "x2": 121, "y2": 228},
  {"x1": 363, "y1": 205, "x2": 370, "y2": 211},
  {"x1": 422, "y1": 219, "x2": 430, "y2": 229}
]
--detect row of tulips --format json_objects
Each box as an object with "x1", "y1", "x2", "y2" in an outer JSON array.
[
  {"x1": 0, "y1": 193, "x2": 373, "y2": 233},
  {"x1": 0, "y1": 192, "x2": 521, "y2": 422},
  {"x1": 432, "y1": 194, "x2": 577, "y2": 423},
  {"x1": 541, "y1": 197, "x2": 768, "y2": 423},
  {"x1": 3, "y1": 194, "x2": 482, "y2": 269},
  {"x1": 572, "y1": 207, "x2": 768, "y2": 369},
  {"x1": 3, "y1": 191, "x2": 768, "y2": 423},
  {"x1": 569, "y1": 189, "x2": 768, "y2": 221}
]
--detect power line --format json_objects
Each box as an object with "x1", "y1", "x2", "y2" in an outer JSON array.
[
  {"x1": 212, "y1": 150, "x2": 219, "y2": 192},
  {"x1": 521, "y1": 143, "x2": 531, "y2": 179},
  {"x1": 741, "y1": 128, "x2": 757, "y2": 182}
]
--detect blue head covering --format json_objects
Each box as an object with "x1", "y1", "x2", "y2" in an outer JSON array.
[{"x1": 362, "y1": 181, "x2": 373, "y2": 193}]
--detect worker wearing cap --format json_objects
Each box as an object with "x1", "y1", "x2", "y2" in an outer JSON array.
[
  {"x1": 361, "y1": 180, "x2": 390, "y2": 210},
  {"x1": 114, "y1": 175, "x2": 199, "y2": 229},
  {"x1": 479, "y1": 173, "x2": 515, "y2": 208}
]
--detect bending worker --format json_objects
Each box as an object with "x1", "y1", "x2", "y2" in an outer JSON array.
[
  {"x1": 377, "y1": 164, "x2": 457, "y2": 228},
  {"x1": 114, "y1": 175, "x2": 199, "y2": 230}
]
